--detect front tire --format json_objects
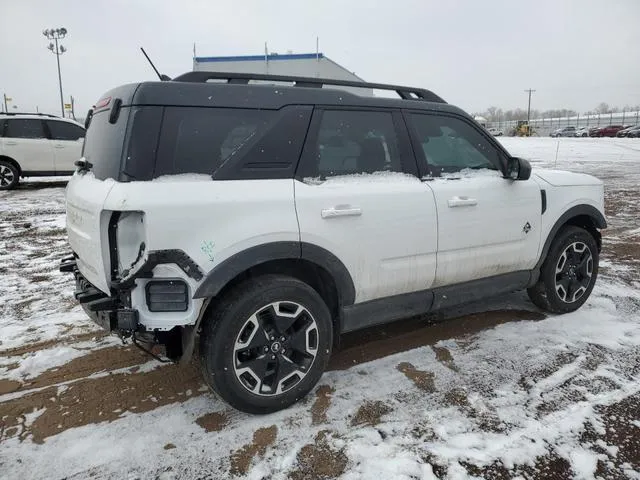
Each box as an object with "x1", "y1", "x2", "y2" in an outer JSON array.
[
  {"x1": 0, "y1": 160, "x2": 19, "y2": 190},
  {"x1": 527, "y1": 226, "x2": 599, "y2": 313},
  {"x1": 200, "y1": 274, "x2": 333, "y2": 414}
]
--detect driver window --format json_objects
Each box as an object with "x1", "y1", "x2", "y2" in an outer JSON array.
[{"x1": 409, "y1": 113, "x2": 500, "y2": 176}]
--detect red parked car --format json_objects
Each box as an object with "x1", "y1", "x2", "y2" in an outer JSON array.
[{"x1": 591, "y1": 125, "x2": 626, "y2": 137}]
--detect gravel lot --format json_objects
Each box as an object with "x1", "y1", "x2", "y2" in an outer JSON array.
[{"x1": 1, "y1": 138, "x2": 639, "y2": 480}]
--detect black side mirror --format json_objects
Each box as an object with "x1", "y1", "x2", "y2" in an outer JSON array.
[{"x1": 506, "y1": 157, "x2": 532, "y2": 181}]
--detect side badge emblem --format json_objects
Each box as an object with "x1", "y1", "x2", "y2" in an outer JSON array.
[{"x1": 523, "y1": 222, "x2": 532, "y2": 234}]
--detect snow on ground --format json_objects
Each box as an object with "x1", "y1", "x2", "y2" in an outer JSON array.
[{"x1": 0, "y1": 138, "x2": 639, "y2": 479}]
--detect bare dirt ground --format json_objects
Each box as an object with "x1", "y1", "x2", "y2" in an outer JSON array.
[{"x1": 1, "y1": 139, "x2": 639, "y2": 479}]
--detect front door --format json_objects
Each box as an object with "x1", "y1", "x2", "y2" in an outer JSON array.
[
  {"x1": 406, "y1": 112, "x2": 542, "y2": 287},
  {"x1": 45, "y1": 120, "x2": 85, "y2": 173},
  {"x1": 294, "y1": 108, "x2": 438, "y2": 304},
  {"x1": 2, "y1": 118, "x2": 53, "y2": 172}
]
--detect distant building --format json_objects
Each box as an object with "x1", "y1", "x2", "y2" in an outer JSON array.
[{"x1": 193, "y1": 52, "x2": 373, "y2": 96}]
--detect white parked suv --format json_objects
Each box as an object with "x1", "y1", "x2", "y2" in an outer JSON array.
[
  {"x1": 61, "y1": 72, "x2": 606, "y2": 413},
  {"x1": 0, "y1": 112, "x2": 85, "y2": 190}
]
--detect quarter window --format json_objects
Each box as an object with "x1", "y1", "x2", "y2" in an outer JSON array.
[
  {"x1": 304, "y1": 110, "x2": 402, "y2": 178},
  {"x1": 410, "y1": 114, "x2": 501, "y2": 175},
  {"x1": 4, "y1": 119, "x2": 46, "y2": 139},
  {"x1": 155, "y1": 107, "x2": 273, "y2": 177}
]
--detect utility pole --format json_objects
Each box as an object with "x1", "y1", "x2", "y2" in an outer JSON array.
[
  {"x1": 524, "y1": 89, "x2": 536, "y2": 137},
  {"x1": 3, "y1": 94, "x2": 9, "y2": 112},
  {"x1": 43, "y1": 28, "x2": 68, "y2": 117}
]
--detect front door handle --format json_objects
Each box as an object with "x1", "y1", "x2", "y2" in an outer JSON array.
[
  {"x1": 321, "y1": 205, "x2": 362, "y2": 219},
  {"x1": 5, "y1": 141, "x2": 17, "y2": 146},
  {"x1": 448, "y1": 196, "x2": 478, "y2": 208},
  {"x1": 54, "y1": 144, "x2": 66, "y2": 149}
]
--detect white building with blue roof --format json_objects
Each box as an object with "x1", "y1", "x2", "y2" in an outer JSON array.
[{"x1": 192, "y1": 52, "x2": 372, "y2": 96}]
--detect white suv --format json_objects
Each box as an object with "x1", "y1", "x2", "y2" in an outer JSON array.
[
  {"x1": 0, "y1": 113, "x2": 85, "y2": 190},
  {"x1": 61, "y1": 72, "x2": 606, "y2": 413}
]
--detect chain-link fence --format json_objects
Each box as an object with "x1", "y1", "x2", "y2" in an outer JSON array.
[{"x1": 487, "y1": 111, "x2": 640, "y2": 136}]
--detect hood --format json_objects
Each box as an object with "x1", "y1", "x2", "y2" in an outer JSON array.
[{"x1": 533, "y1": 169, "x2": 603, "y2": 187}]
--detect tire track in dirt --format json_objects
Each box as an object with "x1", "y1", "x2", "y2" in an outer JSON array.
[
  {"x1": 0, "y1": 331, "x2": 108, "y2": 357},
  {"x1": 0, "y1": 361, "x2": 206, "y2": 444},
  {"x1": 229, "y1": 425, "x2": 278, "y2": 476},
  {"x1": 289, "y1": 430, "x2": 348, "y2": 480},
  {"x1": 10, "y1": 345, "x2": 150, "y2": 393},
  {"x1": 330, "y1": 309, "x2": 545, "y2": 370},
  {"x1": 310, "y1": 385, "x2": 335, "y2": 425}
]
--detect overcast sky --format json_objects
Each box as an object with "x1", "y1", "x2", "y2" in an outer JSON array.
[{"x1": 1, "y1": 0, "x2": 639, "y2": 117}]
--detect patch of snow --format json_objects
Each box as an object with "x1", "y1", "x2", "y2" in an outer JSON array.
[
  {"x1": 151, "y1": 173, "x2": 213, "y2": 182},
  {"x1": 303, "y1": 171, "x2": 419, "y2": 186}
]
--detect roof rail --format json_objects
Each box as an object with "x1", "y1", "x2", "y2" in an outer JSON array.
[
  {"x1": 171, "y1": 71, "x2": 446, "y2": 103},
  {"x1": 0, "y1": 112, "x2": 60, "y2": 118}
]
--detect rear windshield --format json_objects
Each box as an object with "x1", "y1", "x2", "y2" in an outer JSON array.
[{"x1": 82, "y1": 109, "x2": 127, "y2": 180}]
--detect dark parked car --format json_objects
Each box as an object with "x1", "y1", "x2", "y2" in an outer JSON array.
[
  {"x1": 550, "y1": 126, "x2": 576, "y2": 137},
  {"x1": 591, "y1": 125, "x2": 625, "y2": 137},
  {"x1": 616, "y1": 125, "x2": 640, "y2": 137},
  {"x1": 627, "y1": 126, "x2": 640, "y2": 138}
]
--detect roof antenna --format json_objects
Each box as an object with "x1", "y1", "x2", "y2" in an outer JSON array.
[{"x1": 140, "y1": 47, "x2": 171, "y2": 81}]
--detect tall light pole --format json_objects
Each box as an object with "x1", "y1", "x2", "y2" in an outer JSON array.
[{"x1": 43, "y1": 27, "x2": 68, "y2": 117}]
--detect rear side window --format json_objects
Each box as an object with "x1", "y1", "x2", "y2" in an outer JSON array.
[
  {"x1": 47, "y1": 120, "x2": 85, "y2": 140},
  {"x1": 155, "y1": 107, "x2": 273, "y2": 177},
  {"x1": 299, "y1": 110, "x2": 402, "y2": 179},
  {"x1": 82, "y1": 109, "x2": 128, "y2": 180},
  {"x1": 4, "y1": 119, "x2": 46, "y2": 139}
]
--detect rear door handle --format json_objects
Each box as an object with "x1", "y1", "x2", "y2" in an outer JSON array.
[
  {"x1": 54, "y1": 144, "x2": 66, "y2": 149},
  {"x1": 448, "y1": 196, "x2": 478, "y2": 207},
  {"x1": 321, "y1": 206, "x2": 362, "y2": 219},
  {"x1": 5, "y1": 141, "x2": 17, "y2": 146}
]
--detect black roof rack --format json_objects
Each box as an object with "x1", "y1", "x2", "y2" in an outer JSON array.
[
  {"x1": 171, "y1": 71, "x2": 446, "y2": 104},
  {"x1": 0, "y1": 112, "x2": 59, "y2": 118}
]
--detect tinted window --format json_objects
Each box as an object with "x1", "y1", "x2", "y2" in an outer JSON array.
[
  {"x1": 5, "y1": 119, "x2": 46, "y2": 139},
  {"x1": 410, "y1": 114, "x2": 500, "y2": 175},
  {"x1": 155, "y1": 107, "x2": 273, "y2": 177},
  {"x1": 82, "y1": 109, "x2": 128, "y2": 180},
  {"x1": 47, "y1": 120, "x2": 85, "y2": 140},
  {"x1": 304, "y1": 110, "x2": 402, "y2": 178}
]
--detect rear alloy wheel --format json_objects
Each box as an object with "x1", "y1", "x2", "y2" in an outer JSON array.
[
  {"x1": 233, "y1": 301, "x2": 319, "y2": 396},
  {"x1": 0, "y1": 161, "x2": 19, "y2": 190},
  {"x1": 200, "y1": 275, "x2": 332, "y2": 414},
  {"x1": 527, "y1": 226, "x2": 599, "y2": 313}
]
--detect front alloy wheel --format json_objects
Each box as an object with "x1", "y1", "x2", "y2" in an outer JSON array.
[
  {"x1": 554, "y1": 242, "x2": 593, "y2": 303},
  {"x1": 527, "y1": 225, "x2": 599, "y2": 313},
  {"x1": 0, "y1": 161, "x2": 19, "y2": 190}
]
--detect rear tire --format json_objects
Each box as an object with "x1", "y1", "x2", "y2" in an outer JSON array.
[
  {"x1": 199, "y1": 274, "x2": 333, "y2": 414},
  {"x1": 0, "y1": 160, "x2": 19, "y2": 190},
  {"x1": 527, "y1": 226, "x2": 599, "y2": 313}
]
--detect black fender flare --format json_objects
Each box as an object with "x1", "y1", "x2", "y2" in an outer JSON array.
[
  {"x1": 181, "y1": 241, "x2": 354, "y2": 363},
  {"x1": 532, "y1": 204, "x2": 607, "y2": 278},
  {"x1": 192, "y1": 241, "x2": 356, "y2": 306}
]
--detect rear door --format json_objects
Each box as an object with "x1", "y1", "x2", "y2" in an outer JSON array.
[
  {"x1": 406, "y1": 112, "x2": 541, "y2": 287},
  {"x1": 1, "y1": 118, "x2": 53, "y2": 172},
  {"x1": 294, "y1": 108, "x2": 438, "y2": 304},
  {"x1": 45, "y1": 120, "x2": 85, "y2": 173}
]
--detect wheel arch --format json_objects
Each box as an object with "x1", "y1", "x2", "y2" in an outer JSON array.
[
  {"x1": 179, "y1": 242, "x2": 355, "y2": 362},
  {"x1": 530, "y1": 204, "x2": 606, "y2": 285},
  {"x1": 0, "y1": 155, "x2": 21, "y2": 175}
]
